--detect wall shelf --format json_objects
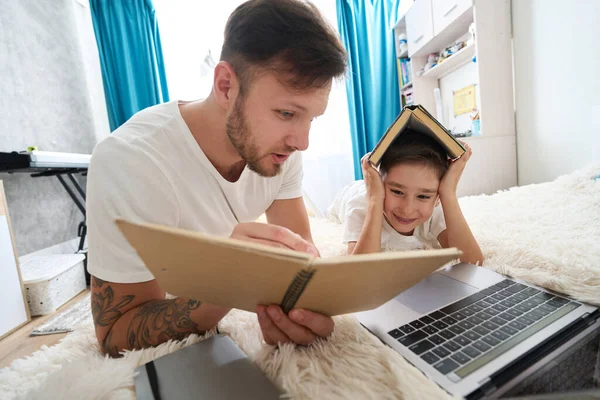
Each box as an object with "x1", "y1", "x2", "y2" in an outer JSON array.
[{"x1": 421, "y1": 43, "x2": 475, "y2": 79}]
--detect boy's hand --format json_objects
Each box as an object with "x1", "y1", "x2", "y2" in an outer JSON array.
[
  {"x1": 439, "y1": 142, "x2": 472, "y2": 200},
  {"x1": 361, "y1": 153, "x2": 384, "y2": 203}
]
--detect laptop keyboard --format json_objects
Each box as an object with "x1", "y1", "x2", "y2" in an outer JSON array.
[{"x1": 387, "y1": 279, "x2": 580, "y2": 379}]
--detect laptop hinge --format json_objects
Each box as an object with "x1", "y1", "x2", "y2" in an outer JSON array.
[
  {"x1": 582, "y1": 312, "x2": 596, "y2": 326},
  {"x1": 477, "y1": 377, "x2": 497, "y2": 396}
]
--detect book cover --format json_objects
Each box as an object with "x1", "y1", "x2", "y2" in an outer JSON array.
[
  {"x1": 368, "y1": 105, "x2": 466, "y2": 167},
  {"x1": 116, "y1": 219, "x2": 461, "y2": 316}
]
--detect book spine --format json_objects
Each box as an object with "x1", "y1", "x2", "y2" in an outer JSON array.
[
  {"x1": 396, "y1": 58, "x2": 403, "y2": 87},
  {"x1": 280, "y1": 269, "x2": 316, "y2": 314}
]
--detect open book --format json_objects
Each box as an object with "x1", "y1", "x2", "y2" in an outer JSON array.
[
  {"x1": 116, "y1": 219, "x2": 461, "y2": 316},
  {"x1": 368, "y1": 105, "x2": 466, "y2": 166}
]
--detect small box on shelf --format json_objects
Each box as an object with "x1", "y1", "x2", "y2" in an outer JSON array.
[{"x1": 401, "y1": 88, "x2": 415, "y2": 108}]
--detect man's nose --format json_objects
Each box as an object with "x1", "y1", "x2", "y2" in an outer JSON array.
[{"x1": 286, "y1": 128, "x2": 310, "y2": 151}]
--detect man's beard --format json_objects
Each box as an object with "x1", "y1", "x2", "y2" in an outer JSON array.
[{"x1": 226, "y1": 95, "x2": 283, "y2": 178}]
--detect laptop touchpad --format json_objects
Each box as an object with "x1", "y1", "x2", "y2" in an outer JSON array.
[{"x1": 394, "y1": 273, "x2": 479, "y2": 314}]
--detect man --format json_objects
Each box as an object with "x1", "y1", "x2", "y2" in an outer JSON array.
[{"x1": 87, "y1": 0, "x2": 347, "y2": 357}]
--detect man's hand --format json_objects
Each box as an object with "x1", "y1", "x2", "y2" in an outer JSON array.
[
  {"x1": 256, "y1": 305, "x2": 334, "y2": 346},
  {"x1": 439, "y1": 142, "x2": 472, "y2": 201},
  {"x1": 230, "y1": 222, "x2": 320, "y2": 257},
  {"x1": 231, "y1": 215, "x2": 329, "y2": 345},
  {"x1": 361, "y1": 153, "x2": 384, "y2": 204}
]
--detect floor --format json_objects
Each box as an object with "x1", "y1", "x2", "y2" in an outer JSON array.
[{"x1": 0, "y1": 289, "x2": 90, "y2": 369}]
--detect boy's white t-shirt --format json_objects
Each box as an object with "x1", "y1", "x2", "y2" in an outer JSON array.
[
  {"x1": 86, "y1": 101, "x2": 303, "y2": 283},
  {"x1": 342, "y1": 185, "x2": 446, "y2": 251}
]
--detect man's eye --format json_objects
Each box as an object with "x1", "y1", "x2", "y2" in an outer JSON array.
[{"x1": 279, "y1": 110, "x2": 294, "y2": 119}]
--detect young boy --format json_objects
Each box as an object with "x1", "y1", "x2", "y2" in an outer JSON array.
[{"x1": 344, "y1": 130, "x2": 484, "y2": 265}]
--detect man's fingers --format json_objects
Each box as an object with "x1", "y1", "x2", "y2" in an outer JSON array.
[
  {"x1": 257, "y1": 305, "x2": 290, "y2": 345},
  {"x1": 232, "y1": 222, "x2": 271, "y2": 238},
  {"x1": 232, "y1": 236, "x2": 292, "y2": 251},
  {"x1": 289, "y1": 309, "x2": 334, "y2": 338},
  {"x1": 233, "y1": 223, "x2": 319, "y2": 256},
  {"x1": 266, "y1": 306, "x2": 316, "y2": 346},
  {"x1": 257, "y1": 306, "x2": 334, "y2": 346},
  {"x1": 256, "y1": 305, "x2": 275, "y2": 345}
]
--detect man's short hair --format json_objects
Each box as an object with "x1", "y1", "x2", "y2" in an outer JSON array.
[{"x1": 220, "y1": 0, "x2": 347, "y2": 93}]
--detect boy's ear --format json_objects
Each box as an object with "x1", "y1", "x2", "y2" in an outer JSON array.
[{"x1": 435, "y1": 196, "x2": 440, "y2": 207}]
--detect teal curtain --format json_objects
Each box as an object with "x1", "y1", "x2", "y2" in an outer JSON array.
[
  {"x1": 337, "y1": 0, "x2": 401, "y2": 179},
  {"x1": 90, "y1": 0, "x2": 169, "y2": 131}
]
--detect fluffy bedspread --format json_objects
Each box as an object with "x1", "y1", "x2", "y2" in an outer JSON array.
[{"x1": 1, "y1": 164, "x2": 599, "y2": 400}]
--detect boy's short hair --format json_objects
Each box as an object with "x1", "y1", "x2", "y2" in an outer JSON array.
[
  {"x1": 379, "y1": 129, "x2": 449, "y2": 179},
  {"x1": 220, "y1": 0, "x2": 347, "y2": 95}
]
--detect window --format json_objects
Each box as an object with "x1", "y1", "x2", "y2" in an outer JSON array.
[{"x1": 154, "y1": 0, "x2": 354, "y2": 215}]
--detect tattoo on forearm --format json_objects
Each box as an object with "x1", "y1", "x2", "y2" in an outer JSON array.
[
  {"x1": 92, "y1": 276, "x2": 106, "y2": 287},
  {"x1": 91, "y1": 281, "x2": 135, "y2": 327},
  {"x1": 91, "y1": 278, "x2": 203, "y2": 357},
  {"x1": 91, "y1": 278, "x2": 136, "y2": 357},
  {"x1": 102, "y1": 329, "x2": 121, "y2": 358},
  {"x1": 125, "y1": 298, "x2": 203, "y2": 350}
]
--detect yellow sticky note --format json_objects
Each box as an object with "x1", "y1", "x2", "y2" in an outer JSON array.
[{"x1": 453, "y1": 85, "x2": 476, "y2": 116}]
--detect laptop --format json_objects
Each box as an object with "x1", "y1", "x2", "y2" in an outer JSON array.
[
  {"x1": 135, "y1": 334, "x2": 281, "y2": 400},
  {"x1": 356, "y1": 262, "x2": 600, "y2": 399}
]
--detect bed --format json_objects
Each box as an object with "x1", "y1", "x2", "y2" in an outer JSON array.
[{"x1": 1, "y1": 163, "x2": 599, "y2": 399}]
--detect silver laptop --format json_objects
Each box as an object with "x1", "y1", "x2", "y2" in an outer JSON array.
[{"x1": 356, "y1": 263, "x2": 599, "y2": 399}]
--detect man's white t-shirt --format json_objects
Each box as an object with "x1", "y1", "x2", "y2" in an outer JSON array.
[
  {"x1": 342, "y1": 185, "x2": 446, "y2": 251},
  {"x1": 86, "y1": 101, "x2": 304, "y2": 283}
]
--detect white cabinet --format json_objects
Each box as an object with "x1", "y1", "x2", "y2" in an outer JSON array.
[
  {"x1": 431, "y1": 0, "x2": 473, "y2": 36},
  {"x1": 393, "y1": 0, "x2": 517, "y2": 196},
  {"x1": 406, "y1": 0, "x2": 434, "y2": 57}
]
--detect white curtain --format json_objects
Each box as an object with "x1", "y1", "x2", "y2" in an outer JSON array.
[
  {"x1": 71, "y1": 0, "x2": 111, "y2": 143},
  {"x1": 153, "y1": 0, "x2": 355, "y2": 216}
]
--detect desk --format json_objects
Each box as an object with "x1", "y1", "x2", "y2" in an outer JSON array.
[{"x1": 0, "y1": 151, "x2": 90, "y2": 279}]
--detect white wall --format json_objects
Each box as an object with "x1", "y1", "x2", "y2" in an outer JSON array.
[
  {"x1": 512, "y1": 0, "x2": 600, "y2": 185},
  {"x1": 0, "y1": 0, "x2": 107, "y2": 255}
]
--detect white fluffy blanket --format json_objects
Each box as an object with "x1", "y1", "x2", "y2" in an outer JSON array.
[{"x1": 1, "y1": 164, "x2": 599, "y2": 400}]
